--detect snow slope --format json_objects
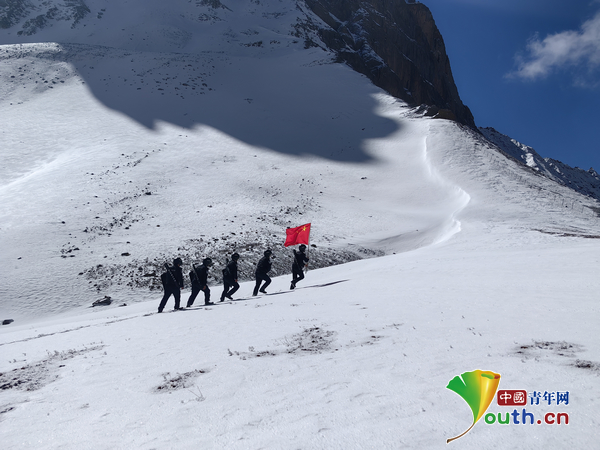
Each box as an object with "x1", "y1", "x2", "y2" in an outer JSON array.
[
  {"x1": 1, "y1": 0, "x2": 600, "y2": 448},
  {"x1": 0, "y1": 39, "x2": 476, "y2": 319},
  {"x1": 0, "y1": 174, "x2": 599, "y2": 448}
]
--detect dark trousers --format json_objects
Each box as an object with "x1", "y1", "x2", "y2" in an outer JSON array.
[
  {"x1": 292, "y1": 264, "x2": 304, "y2": 286},
  {"x1": 221, "y1": 280, "x2": 239, "y2": 301},
  {"x1": 158, "y1": 287, "x2": 181, "y2": 312},
  {"x1": 187, "y1": 285, "x2": 210, "y2": 307},
  {"x1": 253, "y1": 274, "x2": 271, "y2": 296}
]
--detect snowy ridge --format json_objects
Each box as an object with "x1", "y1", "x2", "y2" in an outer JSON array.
[
  {"x1": 480, "y1": 126, "x2": 600, "y2": 201},
  {"x1": 423, "y1": 128, "x2": 471, "y2": 245}
]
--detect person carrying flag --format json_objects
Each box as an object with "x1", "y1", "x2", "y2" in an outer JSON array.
[
  {"x1": 284, "y1": 223, "x2": 311, "y2": 290},
  {"x1": 290, "y1": 244, "x2": 309, "y2": 290}
]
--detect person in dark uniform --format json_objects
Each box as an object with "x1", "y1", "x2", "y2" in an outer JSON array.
[
  {"x1": 158, "y1": 257, "x2": 184, "y2": 312},
  {"x1": 187, "y1": 257, "x2": 213, "y2": 307},
  {"x1": 290, "y1": 244, "x2": 309, "y2": 290},
  {"x1": 220, "y1": 252, "x2": 240, "y2": 302},
  {"x1": 253, "y1": 249, "x2": 273, "y2": 296}
]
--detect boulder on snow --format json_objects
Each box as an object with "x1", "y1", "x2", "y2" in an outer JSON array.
[
  {"x1": 92, "y1": 296, "x2": 112, "y2": 307},
  {"x1": 2, "y1": 319, "x2": 14, "y2": 325}
]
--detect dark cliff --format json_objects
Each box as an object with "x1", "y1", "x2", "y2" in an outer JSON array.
[{"x1": 302, "y1": 0, "x2": 476, "y2": 128}]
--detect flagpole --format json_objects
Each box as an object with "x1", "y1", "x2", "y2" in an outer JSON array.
[{"x1": 305, "y1": 225, "x2": 310, "y2": 273}]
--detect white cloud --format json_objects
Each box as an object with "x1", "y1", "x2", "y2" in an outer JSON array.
[{"x1": 508, "y1": 11, "x2": 600, "y2": 86}]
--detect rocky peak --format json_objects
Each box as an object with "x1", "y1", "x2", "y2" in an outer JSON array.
[{"x1": 302, "y1": 0, "x2": 476, "y2": 128}]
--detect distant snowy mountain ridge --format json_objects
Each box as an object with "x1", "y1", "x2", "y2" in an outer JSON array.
[{"x1": 480, "y1": 127, "x2": 600, "y2": 201}]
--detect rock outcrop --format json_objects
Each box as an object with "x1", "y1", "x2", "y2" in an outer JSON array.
[{"x1": 302, "y1": 0, "x2": 476, "y2": 128}]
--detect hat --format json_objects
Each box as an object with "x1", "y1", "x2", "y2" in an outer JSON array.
[
  {"x1": 202, "y1": 257, "x2": 213, "y2": 266},
  {"x1": 173, "y1": 257, "x2": 183, "y2": 267},
  {"x1": 264, "y1": 249, "x2": 272, "y2": 256},
  {"x1": 231, "y1": 252, "x2": 240, "y2": 260}
]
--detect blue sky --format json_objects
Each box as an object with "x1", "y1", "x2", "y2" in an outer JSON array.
[{"x1": 422, "y1": 0, "x2": 600, "y2": 171}]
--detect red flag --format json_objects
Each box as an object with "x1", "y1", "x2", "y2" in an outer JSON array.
[{"x1": 284, "y1": 223, "x2": 311, "y2": 247}]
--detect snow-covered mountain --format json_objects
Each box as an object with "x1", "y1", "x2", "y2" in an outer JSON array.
[
  {"x1": 1, "y1": 3, "x2": 600, "y2": 447},
  {"x1": 1, "y1": 0, "x2": 477, "y2": 318},
  {"x1": 1, "y1": 0, "x2": 476, "y2": 124}
]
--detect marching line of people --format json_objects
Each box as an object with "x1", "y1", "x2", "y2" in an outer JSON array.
[{"x1": 158, "y1": 245, "x2": 309, "y2": 313}]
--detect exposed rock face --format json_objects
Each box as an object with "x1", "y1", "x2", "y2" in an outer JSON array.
[{"x1": 302, "y1": 0, "x2": 476, "y2": 128}]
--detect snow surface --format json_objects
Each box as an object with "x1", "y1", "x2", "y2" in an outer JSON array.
[{"x1": 1, "y1": 0, "x2": 600, "y2": 448}]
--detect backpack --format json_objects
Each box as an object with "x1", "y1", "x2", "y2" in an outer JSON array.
[
  {"x1": 161, "y1": 264, "x2": 177, "y2": 288},
  {"x1": 160, "y1": 271, "x2": 169, "y2": 287}
]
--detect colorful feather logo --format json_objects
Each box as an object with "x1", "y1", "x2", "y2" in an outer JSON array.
[{"x1": 446, "y1": 369, "x2": 501, "y2": 443}]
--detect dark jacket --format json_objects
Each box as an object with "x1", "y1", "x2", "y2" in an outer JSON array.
[
  {"x1": 223, "y1": 259, "x2": 238, "y2": 281},
  {"x1": 190, "y1": 264, "x2": 209, "y2": 287},
  {"x1": 162, "y1": 265, "x2": 184, "y2": 289},
  {"x1": 255, "y1": 256, "x2": 272, "y2": 276},
  {"x1": 292, "y1": 250, "x2": 309, "y2": 269}
]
